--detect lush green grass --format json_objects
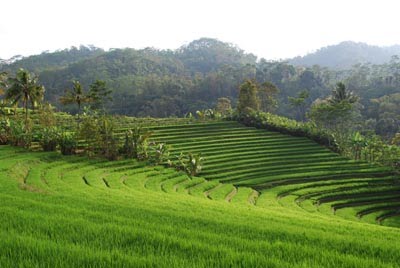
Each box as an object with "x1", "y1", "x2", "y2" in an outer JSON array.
[
  {"x1": 2, "y1": 119, "x2": 400, "y2": 266},
  {"x1": 140, "y1": 121, "x2": 399, "y2": 225},
  {"x1": 23, "y1": 119, "x2": 400, "y2": 224},
  {"x1": 2, "y1": 145, "x2": 400, "y2": 267}
]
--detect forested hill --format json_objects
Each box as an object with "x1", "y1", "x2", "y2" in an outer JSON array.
[
  {"x1": 0, "y1": 46, "x2": 104, "y2": 73},
  {"x1": 1, "y1": 38, "x2": 400, "y2": 129},
  {"x1": 0, "y1": 38, "x2": 259, "y2": 116},
  {"x1": 289, "y1": 41, "x2": 400, "y2": 69}
]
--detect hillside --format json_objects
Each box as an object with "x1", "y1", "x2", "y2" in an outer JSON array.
[
  {"x1": 289, "y1": 41, "x2": 400, "y2": 69},
  {"x1": 0, "y1": 46, "x2": 104, "y2": 73},
  {"x1": 1, "y1": 39, "x2": 400, "y2": 141},
  {"x1": 0, "y1": 38, "x2": 257, "y2": 116},
  {"x1": 142, "y1": 121, "x2": 399, "y2": 225},
  {"x1": 1, "y1": 119, "x2": 400, "y2": 266}
]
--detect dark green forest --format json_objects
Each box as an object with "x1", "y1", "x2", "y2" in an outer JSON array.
[{"x1": 0, "y1": 38, "x2": 399, "y2": 140}]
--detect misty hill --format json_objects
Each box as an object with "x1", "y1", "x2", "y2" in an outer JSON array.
[{"x1": 289, "y1": 41, "x2": 400, "y2": 69}]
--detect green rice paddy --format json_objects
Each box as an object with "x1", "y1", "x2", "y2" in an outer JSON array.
[{"x1": 1, "y1": 120, "x2": 400, "y2": 267}]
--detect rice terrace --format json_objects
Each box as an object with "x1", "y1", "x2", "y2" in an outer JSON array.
[
  {"x1": 1, "y1": 1, "x2": 400, "y2": 266},
  {"x1": 0, "y1": 110, "x2": 399, "y2": 267}
]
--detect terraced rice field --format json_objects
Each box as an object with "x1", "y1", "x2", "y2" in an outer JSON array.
[
  {"x1": 141, "y1": 121, "x2": 398, "y2": 227},
  {"x1": 1, "y1": 120, "x2": 400, "y2": 266}
]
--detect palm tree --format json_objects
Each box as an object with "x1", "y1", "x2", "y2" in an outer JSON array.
[
  {"x1": 59, "y1": 80, "x2": 89, "y2": 116},
  {"x1": 328, "y1": 82, "x2": 358, "y2": 105},
  {"x1": 6, "y1": 69, "x2": 44, "y2": 123}
]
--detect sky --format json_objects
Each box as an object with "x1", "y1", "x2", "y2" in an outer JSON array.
[{"x1": 1, "y1": 0, "x2": 400, "y2": 60}]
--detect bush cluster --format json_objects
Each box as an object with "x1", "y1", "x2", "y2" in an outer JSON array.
[{"x1": 232, "y1": 110, "x2": 339, "y2": 152}]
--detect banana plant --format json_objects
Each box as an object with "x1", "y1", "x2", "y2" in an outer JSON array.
[
  {"x1": 175, "y1": 152, "x2": 205, "y2": 177},
  {"x1": 150, "y1": 143, "x2": 170, "y2": 165},
  {"x1": 351, "y1": 132, "x2": 367, "y2": 160},
  {"x1": 122, "y1": 127, "x2": 153, "y2": 160}
]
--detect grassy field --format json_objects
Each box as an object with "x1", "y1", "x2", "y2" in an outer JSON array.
[
  {"x1": 1, "y1": 120, "x2": 400, "y2": 267},
  {"x1": 144, "y1": 121, "x2": 399, "y2": 226}
]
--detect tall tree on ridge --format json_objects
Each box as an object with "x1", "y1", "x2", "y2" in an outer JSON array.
[
  {"x1": 237, "y1": 79, "x2": 260, "y2": 114},
  {"x1": 288, "y1": 90, "x2": 310, "y2": 121},
  {"x1": 309, "y1": 82, "x2": 361, "y2": 151},
  {"x1": 328, "y1": 82, "x2": 358, "y2": 105},
  {"x1": 215, "y1": 97, "x2": 232, "y2": 116},
  {"x1": 258, "y1": 81, "x2": 279, "y2": 113},
  {"x1": 88, "y1": 80, "x2": 112, "y2": 113}
]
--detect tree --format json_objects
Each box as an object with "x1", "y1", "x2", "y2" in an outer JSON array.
[
  {"x1": 368, "y1": 93, "x2": 400, "y2": 140},
  {"x1": 78, "y1": 114, "x2": 100, "y2": 157},
  {"x1": 88, "y1": 80, "x2": 112, "y2": 113},
  {"x1": 258, "y1": 81, "x2": 279, "y2": 113},
  {"x1": 328, "y1": 82, "x2": 358, "y2": 105},
  {"x1": 350, "y1": 132, "x2": 367, "y2": 160},
  {"x1": 0, "y1": 72, "x2": 7, "y2": 97},
  {"x1": 0, "y1": 73, "x2": 7, "y2": 117},
  {"x1": 308, "y1": 82, "x2": 361, "y2": 153},
  {"x1": 59, "y1": 81, "x2": 90, "y2": 116},
  {"x1": 98, "y1": 116, "x2": 119, "y2": 160},
  {"x1": 392, "y1": 133, "x2": 400, "y2": 146},
  {"x1": 288, "y1": 90, "x2": 310, "y2": 121},
  {"x1": 215, "y1": 97, "x2": 232, "y2": 116},
  {"x1": 237, "y1": 79, "x2": 259, "y2": 114},
  {"x1": 5, "y1": 69, "x2": 45, "y2": 123}
]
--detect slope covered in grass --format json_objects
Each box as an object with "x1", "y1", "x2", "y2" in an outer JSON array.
[
  {"x1": 1, "y1": 145, "x2": 400, "y2": 267},
  {"x1": 137, "y1": 121, "x2": 398, "y2": 226},
  {"x1": 2, "y1": 119, "x2": 400, "y2": 266}
]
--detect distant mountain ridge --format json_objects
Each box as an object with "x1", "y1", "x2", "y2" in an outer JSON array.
[
  {"x1": 0, "y1": 38, "x2": 258, "y2": 116},
  {"x1": 289, "y1": 41, "x2": 400, "y2": 69},
  {"x1": 0, "y1": 46, "x2": 104, "y2": 73},
  {"x1": 1, "y1": 38, "x2": 399, "y2": 118}
]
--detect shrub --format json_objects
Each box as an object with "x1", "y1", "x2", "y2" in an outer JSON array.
[
  {"x1": 78, "y1": 114, "x2": 100, "y2": 157},
  {"x1": 58, "y1": 132, "x2": 78, "y2": 155},
  {"x1": 232, "y1": 111, "x2": 339, "y2": 152},
  {"x1": 149, "y1": 143, "x2": 170, "y2": 165},
  {"x1": 37, "y1": 127, "x2": 60, "y2": 152},
  {"x1": 98, "y1": 117, "x2": 119, "y2": 161},
  {"x1": 174, "y1": 152, "x2": 204, "y2": 177},
  {"x1": 0, "y1": 119, "x2": 10, "y2": 145},
  {"x1": 8, "y1": 119, "x2": 32, "y2": 148},
  {"x1": 121, "y1": 127, "x2": 153, "y2": 160}
]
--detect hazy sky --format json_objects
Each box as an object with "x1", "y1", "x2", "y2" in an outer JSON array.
[{"x1": 1, "y1": 0, "x2": 400, "y2": 60}]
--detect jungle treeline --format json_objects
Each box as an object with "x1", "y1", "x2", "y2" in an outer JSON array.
[{"x1": 1, "y1": 38, "x2": 399, "y2": 139}]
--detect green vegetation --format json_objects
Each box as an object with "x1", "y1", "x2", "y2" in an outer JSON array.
[
  {"x1": 0, "y1": 39, "x2": 399, "y2": 143},
  {"x1": 59, "y1": 80, "x2": 90, "y2": 116},
  {"x1": 0, "y1": 39, "x2": 399, "y2": 267},
  {"x1": 237, "y1": 79, "x2": 260, "y2": 113},
  {"x1": 289, "y1": 41, "x2": 400, "y2": 69},
  {"x1": 1, "y1": 118, "x2": 400, "y2": 266},
  {"x1": 4, "y1": 69, "x2": 45, "y2": 123}
]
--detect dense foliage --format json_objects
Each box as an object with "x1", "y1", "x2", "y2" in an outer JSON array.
[{"x1": 0, "y1": 38, "x2": 399, "y2": 141}]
